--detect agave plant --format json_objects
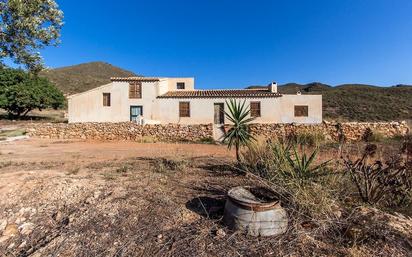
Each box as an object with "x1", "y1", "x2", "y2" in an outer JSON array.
[
  {"x1": 223, "y1": 99, "x2": 256, "y2": 162},
  {"x1": 283, "y1": 146, "x2": 331, "y2": 181}
]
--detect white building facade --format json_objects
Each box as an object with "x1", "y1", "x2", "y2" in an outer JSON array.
[{"x1": 67, "y1": 77, "x2": 322, "y2": 125}]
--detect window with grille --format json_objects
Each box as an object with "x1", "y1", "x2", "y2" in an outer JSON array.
[
  {"x1": 250, "y1": 102, "x2": 261, "y2": 117},
  {"x1": 103, "y1": 93, "x2": 111, "y2": 106},
  {"x1": 177, "y1": 82, "x2": 185, "y2": 90},
  {"x1": 294, "y1": 105, "x2": 308, "y2": 117},
  {"x1": 129, "y1": 82, "x2": 142, "y2": 98},
  {"x1": 179, "y1": 102, "x2": 190, "y2": 117}
]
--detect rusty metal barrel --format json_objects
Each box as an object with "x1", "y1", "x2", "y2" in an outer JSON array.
[{"x1": 223, "y1": 186, "x2": 288, "y2": 237}]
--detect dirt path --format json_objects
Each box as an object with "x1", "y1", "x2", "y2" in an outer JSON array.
[{"x1": 0, "y1": 139, "x2": 234, "y2": 163}]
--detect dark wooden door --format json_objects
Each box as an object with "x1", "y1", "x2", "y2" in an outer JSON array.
[{"x1": 214, "y1": 103, "x2": 224, "y2": 124}]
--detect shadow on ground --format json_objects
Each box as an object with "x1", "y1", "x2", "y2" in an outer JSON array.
[{"x1": 185, "y1": 196, "x2": 226, "y2": 219}]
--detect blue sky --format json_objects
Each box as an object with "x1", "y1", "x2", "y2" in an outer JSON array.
[{"x1": 39, "y1": 0, "x2": 412, "y2": 89}]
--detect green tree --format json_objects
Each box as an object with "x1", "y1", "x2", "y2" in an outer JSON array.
[
  {"x1": 0, "y1": 67, "x2": 65, "y2": 117},
  {"x1": 0, "y1": 0, "x2": 64, "y2": 73},
  {"x1": 223, "y1": 99, "x2": 256, "y2": 162}
]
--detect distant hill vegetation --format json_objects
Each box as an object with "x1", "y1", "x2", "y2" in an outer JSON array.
[
  {"x1": 40, "y1": 62, "x2": 137, "y2": 94},
  {"x1": 250, "y1": 82, "x2": 412, "y2": 122}
]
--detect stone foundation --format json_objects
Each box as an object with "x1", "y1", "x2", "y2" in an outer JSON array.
[{"x1": 26, "y1": 121, "x2": 409, "y2": 143}]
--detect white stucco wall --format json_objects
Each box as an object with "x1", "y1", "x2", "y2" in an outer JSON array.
[
  {"x1": 68, "y1": 81, "x2": 159, "y2": 123},
  {"x1": 153, "y1": 95, "x2": 322, "y2": 124},
  {"x1": 68, "y1": 77, "x2": 322, "y2": 124}
]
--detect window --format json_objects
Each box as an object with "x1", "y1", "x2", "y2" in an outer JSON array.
[
  {"x1": 294, "y1": 105, "x2": 308, "y2": 117},
  {"x1": 103, "y1": 93, "x2": 111, "y2": 106},
  {"x1": 129, "y1": 82, "x2": 142, "y2": 98},
  {"x1": 250, "y1": 102, "x2": 261, "y2": 117},
  {"x1": 179, "y1": 102, "x2": 190, "y2": 117},
  {"x1": 177, "y1": 82, "x2": 185, "y2": 90}
]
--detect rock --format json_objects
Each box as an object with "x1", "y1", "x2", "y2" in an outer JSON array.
[
  {"x1": 18, "y1": 241, "x2": 27, "y2": 248},
  {"x1": 18, "y1": 222, "x2": 35, "y2": 236},
  {"x1": 15, "y1": 217, "x2": 26, "y2": 224},
  {"x1": 0, "y1": 236, "x2": 10, "y2": 244},
  {"x1": 0, "y1": 219, "x2": 7, "y2": 231},
  {"x1": 215, "y1": 228, "x2": 226, "y2": 238},
  {"x1": 156, "y1": 234, "x2": 163, "y2": 243}
]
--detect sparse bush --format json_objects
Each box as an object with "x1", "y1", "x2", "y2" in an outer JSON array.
[
  {"x1": 198, "y1": 137, "x2": 215, "y2": 144},
  {"x1": 140, "y1": 136, "x2": 157, "y2": 143},
  {"x1": 153, "y1": 158, "x2": 190, "y2": 173},
  {"x1": 67, "y1": 166, "x2": 80, "y2": 175},
  {"x1": 116, "y1": 165, "x2": 130, "y2": 173},
  {"x1": 343, "y1": 144, "x2": 412, "y2": 206},
  {"x1": 0, "y1": 129, "x2": 26, "y2": 138},
  {"x1": 362, "y1": 128, "x2": 386, "y2": 142},
  {"x1": 240, "y1": 139, "x2": 290, "y2": 182},
  {"x1": 287, "y1": 130, "x2": 326, "y2": 147}
]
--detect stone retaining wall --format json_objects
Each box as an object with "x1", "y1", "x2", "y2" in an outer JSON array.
[
  {"x1": 26, "y1": 123, "x2": 214, "y2": 142},
  {"x1": 246, "y1": 121, "x2": 410, "y2": 141},
  {"x1": 26, "y1": 121, "x2": 409, "y2": 143}
]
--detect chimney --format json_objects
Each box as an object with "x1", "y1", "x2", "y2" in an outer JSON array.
[{"x1": 268, "y1": 82, "x2": 278, "y2": 93}]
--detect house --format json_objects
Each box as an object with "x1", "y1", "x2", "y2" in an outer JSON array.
[{"x1": 67, "y1": 77, "x2": 322, "y2": 125}]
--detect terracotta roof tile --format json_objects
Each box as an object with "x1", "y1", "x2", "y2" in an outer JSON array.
[
  {"x1": 157, "y1": 89, "x2": 282, "y2": 98},
  {"x1": 110, "y1": 77, "x2": 160, "y2": 82}
]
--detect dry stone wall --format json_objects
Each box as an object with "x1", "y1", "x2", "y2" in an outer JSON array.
[
  {"x1": 247, "y1": 121, "x2": 410, "y2": 141},
  {"x1": 26, "y1": 121, "x2": 409, "y2": 143},
  {"x1": 26, "y1": 123, "x2": 213, "y2": 142}
]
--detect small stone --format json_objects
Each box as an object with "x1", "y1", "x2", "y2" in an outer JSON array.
[
  {"x1": 15, "y1": 217, "x2": 26, "y2": 224},
  {"x1": 0, "y1": 219, "x2": 7, "y2": 231},
  {"x1": 0, "y1": 236, "x2": 10, "y2": 244},
  {"x1": 157, "y1": 234, "x2": 163, "y2": 239},
  {"x1": 18, "y1": 241, "x2": 27, "y2": 248},
  {"x1": 215, "y1": 228, "x2": 226, "y2": 238},
  {"x1": 18, "y1": 223, "x2": 35, "y2": 236}
]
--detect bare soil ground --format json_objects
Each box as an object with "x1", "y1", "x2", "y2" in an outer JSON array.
[{"x1": 0, "y1": 139, "x2": 411, "y2": 257}]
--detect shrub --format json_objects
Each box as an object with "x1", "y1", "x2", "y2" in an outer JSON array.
[
  {"x1": 0, "y1": 128, "x2": 26, "y2": 137},
  {"x1": 343, "y1": 144, "x2": 412, "y2": 206},
  {"x1": 240, "y1": 139, "x2": 290, "y2": 182},
  {"x1": 116, "y1": 165, "x2": 130, "y2": 173},
  {"x1": 291, "y1": 130, "x2": 326, "y2": 147},
  {"x1": 153, "y1": 158, "x2": 190, "y2": 173},
  {"x1": 362, "y1": 128, "x2": 386, "y2": 142},
  {"x1": 66, "y1": 166, "x2": 80, "y2": 175},
  {"x1": 140, "y1": 136, "x2": 157, "y2": 143},
  {"x1": 198, "y1": 137, "x2": 215, "y2": 144}
]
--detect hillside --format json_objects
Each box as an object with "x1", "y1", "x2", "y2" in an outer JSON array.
[
  {"x1": 40, "y1": 62, "x2": 137, "y2": 94},
  {"x1": 249, "y1": 83, "x2": 412, "y2": 122}
]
